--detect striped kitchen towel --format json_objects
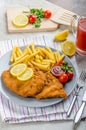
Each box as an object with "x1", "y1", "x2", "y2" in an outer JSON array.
[{"x1": 0, "y1": 35, "x2": 85, "y2": 123}]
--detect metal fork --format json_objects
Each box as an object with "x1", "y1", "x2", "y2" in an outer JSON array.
[
  {"x1": 67, "y1": 69, "x2": 86, "y2": 117},
  {"x1": 50, "y1": 8, "x2": 76, "y2": 26}
]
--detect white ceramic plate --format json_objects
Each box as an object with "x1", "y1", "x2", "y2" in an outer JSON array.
[{"x1": 0, "y1": 46, "x2": 77, "y2": 107}]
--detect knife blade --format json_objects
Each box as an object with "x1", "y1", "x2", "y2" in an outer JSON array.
[{"x1": 74, "y1": 90, "x2": 86, "y2": 126}]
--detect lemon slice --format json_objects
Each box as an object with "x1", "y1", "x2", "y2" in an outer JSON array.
[
  {"x1": 17, "y1": 68, "x2": 33, "y2": 81},
  {"x1": 12, "y1": 14, "x2": 28, "y2": 27},
  {"x1": 10, "y1": 64, "x2": 27, "y2": 77},
  {"x1": 61, "y1": 40, "x2": 76, "y2": 56},
  {"x1": 54, "y1": 29, "x2": 69, "y2": 41}
]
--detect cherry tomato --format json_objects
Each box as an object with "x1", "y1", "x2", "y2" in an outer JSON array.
[
  {"x1": 29, "y1": 15, "x2": 36, "y2": 23},
  {"x1": 59, "y1": 73, "x2": 68, "y2": 83},
  {"x1": 57, "y1": 60, "x2": 65, "y2": 66},
  {"x1": 67, "y1": 72, "x2": 74, "y2": 80},
  {"x1": 44, "y1": 10, "x2": 52, "y2": 18}
]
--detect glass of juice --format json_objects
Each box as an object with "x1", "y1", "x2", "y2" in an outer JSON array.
[{"x1": 71, "y1": 15, "x2": 86, "y2": 56}]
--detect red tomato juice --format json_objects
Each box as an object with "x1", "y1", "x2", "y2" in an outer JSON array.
[{"x1": 76, "y1": 18, "x2": 86, "y2": 53}]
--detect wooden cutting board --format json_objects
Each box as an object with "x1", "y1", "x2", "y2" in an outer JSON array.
[{"x1": 6, "y1": 8, "x2": 59, "y2": 33}]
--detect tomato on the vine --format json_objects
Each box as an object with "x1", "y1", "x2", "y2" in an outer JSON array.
[
  {"x1": 59, "y1": 73, "x2": 68, "y2": 83},
  {"x1": 29, "y1": 15, "x2": 36, "y2": 23},
  {"x1": 66, "y1": 72, "x2": 74, "y2": 80},
  {"x1": 44, "y1": 10, "x2": 52, "y2": 18}
]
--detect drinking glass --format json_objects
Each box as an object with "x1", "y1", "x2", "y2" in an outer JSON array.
[{"x1": 71, "y1": 15, "x2": 86, "y2": 56}]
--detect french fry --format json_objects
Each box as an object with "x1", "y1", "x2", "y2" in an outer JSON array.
[
  {"x1": 16, "y1": 50, "x2": 20, "y2": 57},
  {"x1": 10, "y1": 46, "x2": 17, "y2": 62},
  {"x1": 41, "y1": 61, "x2": 51, "y2": 66},
  {"x1": 15, "y1": 52, "x2": 27, "y2": 61},
  {"x1": 56, "y1": 51, "x2": 61, "y2": 62},
  {"x1": 42, "y1": 59, "x2": 54, "y2": 64},
  {"x1": 35, "y1": 59, "x2": 41, "y2": 63},
  {"x1": 16, "y1": 47, "x2": 22, "y2": 56},
  {"x1": 16, "y1": 48, "x2": 22, "y2": 57},
  {"x1": 10, "y1": 42, "x2": 65, "y2": 72},
  {"x1": 31, "y1": 61, "x2": 50, "y2": 71},
  {"x1": 59, "y1": 54, "x2": 65, "y2": 61},
  {"x1": 10, "y1": 53, "x2": 14, "y2": 62},
  {"x1": 35, "y1": 54, "x2": 43, "y2": 63},
  {"x1": 13, "y1": 52, "x2": 17, "y2": 62},
  {"x1": 54, "y1": 52, "x2": 59, "y2": 63},
  {"x1": 27, "y1": 61, "x2": 33, "y2": 67},
  {"x1": 39, "y1": 55, "x2": 43, "y2": 60},
  {"x1": 35, "y1": 54, "x2": 40, "y2": 59},
  {"x1": 12, "y1": 54, "x2": 30, "y2": 66},
  {"x1": 46, "y1": 46, "x2": 54, "y2": 55},
  {"x1": 29, "y1": 51, "x2": 40, "y2": 59},
  {"x1": 23, "y1": 44, "x2": 32, "y2": 54},
  {"x1": 23, "y1": 47, "x2": 28, "y2": 54},
  {"x1": 26, "y1": 45, "x2": 32, "y2": 54},
  {"x1": 31, "y1": 42, "x2": 36, "y2": 53},
  {"x1": 36, "y1": 47, "x2": 45, "y2": 58},
  {"x1": 54, "y1": 51, "x2": 65, "y2": 63},
  {"x1": 39, "y1": 48, "x2": 55, "y2": 62}
]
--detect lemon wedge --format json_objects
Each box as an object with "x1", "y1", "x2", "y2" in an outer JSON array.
[
  {"x1": 10, "y1": 64, "x2": 27, "y2": 77},
  {"x1": 17, "y1": 68, "x2": 33, "y2": 81},
  {"x1": 12, "y1": 14, "x2": 28, "y2": 27},
  {"x1": 61, "y1": 40, "x2": 76, "y2": 56},
  {"x1": 54, "y1": 29, "x2": 69, "y2": 41}
]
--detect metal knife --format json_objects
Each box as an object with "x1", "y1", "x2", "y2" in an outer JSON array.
[
  {"x1": 67, "y1": 85, "x2": 83, "y2": 117},
  {"x1": 74, "y1": 90, "x2": 86, "y2": 126}
]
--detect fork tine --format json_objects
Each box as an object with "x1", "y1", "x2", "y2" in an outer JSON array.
[
  {"x1": 64, "y1": 12, "x2": 74, "y2": 16},
  {"x1": 60, "y1": 12, "x2": 75, "y2": 23},
  {"x1": 61, "y1": 16, "x2": 72, "y2": 20},
  {"x1": 63, "y1": 13, "x2": 73, "y2": 18},
  {"x1": 60, "y1": 18, "x2": 71, "y2": 23},
  {"x1": 51, "y1": 8, "x2": 77, "y2": 26}
]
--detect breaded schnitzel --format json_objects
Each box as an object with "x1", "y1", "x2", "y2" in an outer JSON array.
[
  {"x1": 1, "y1": 66, "x2": 67, "y2": 99},
  {"x1": 2, "y1": 67, "x2": 46, "y2": 97},
  {"x1": 35, "y1": 72, "x2": 67, "y2": 99}
]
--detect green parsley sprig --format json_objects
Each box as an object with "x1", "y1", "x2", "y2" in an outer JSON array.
[{"x1": 23, "y1": 8, "x2": 45, "y2": 28}]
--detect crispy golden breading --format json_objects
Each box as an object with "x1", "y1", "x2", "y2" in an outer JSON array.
[
  {"x1": 1, "y1": 66, "x2": 67, "y2": 99},
  {"x1": 35, "y1": 72, "x2": 67, "y2": 99},
  {"x1": 2, "y1": 67, "x2": 46, "y2": 97}
]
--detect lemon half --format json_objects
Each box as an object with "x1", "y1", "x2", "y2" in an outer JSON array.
[
  {"x1": 54, "y1": 29, "x2": 69, "y2": 41},
  {"x1": 10, "y1": 63, "x2": 27, "y2": 77},
  {"x1": 12, "y1": 14, "x2": 28, "y2": 28},
  {"x1": 61, "y1": 40, "x2": 76, "y2": 56},
  {"x1": 17, "y1": 68, "x2": 33, "y2": 81}
]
